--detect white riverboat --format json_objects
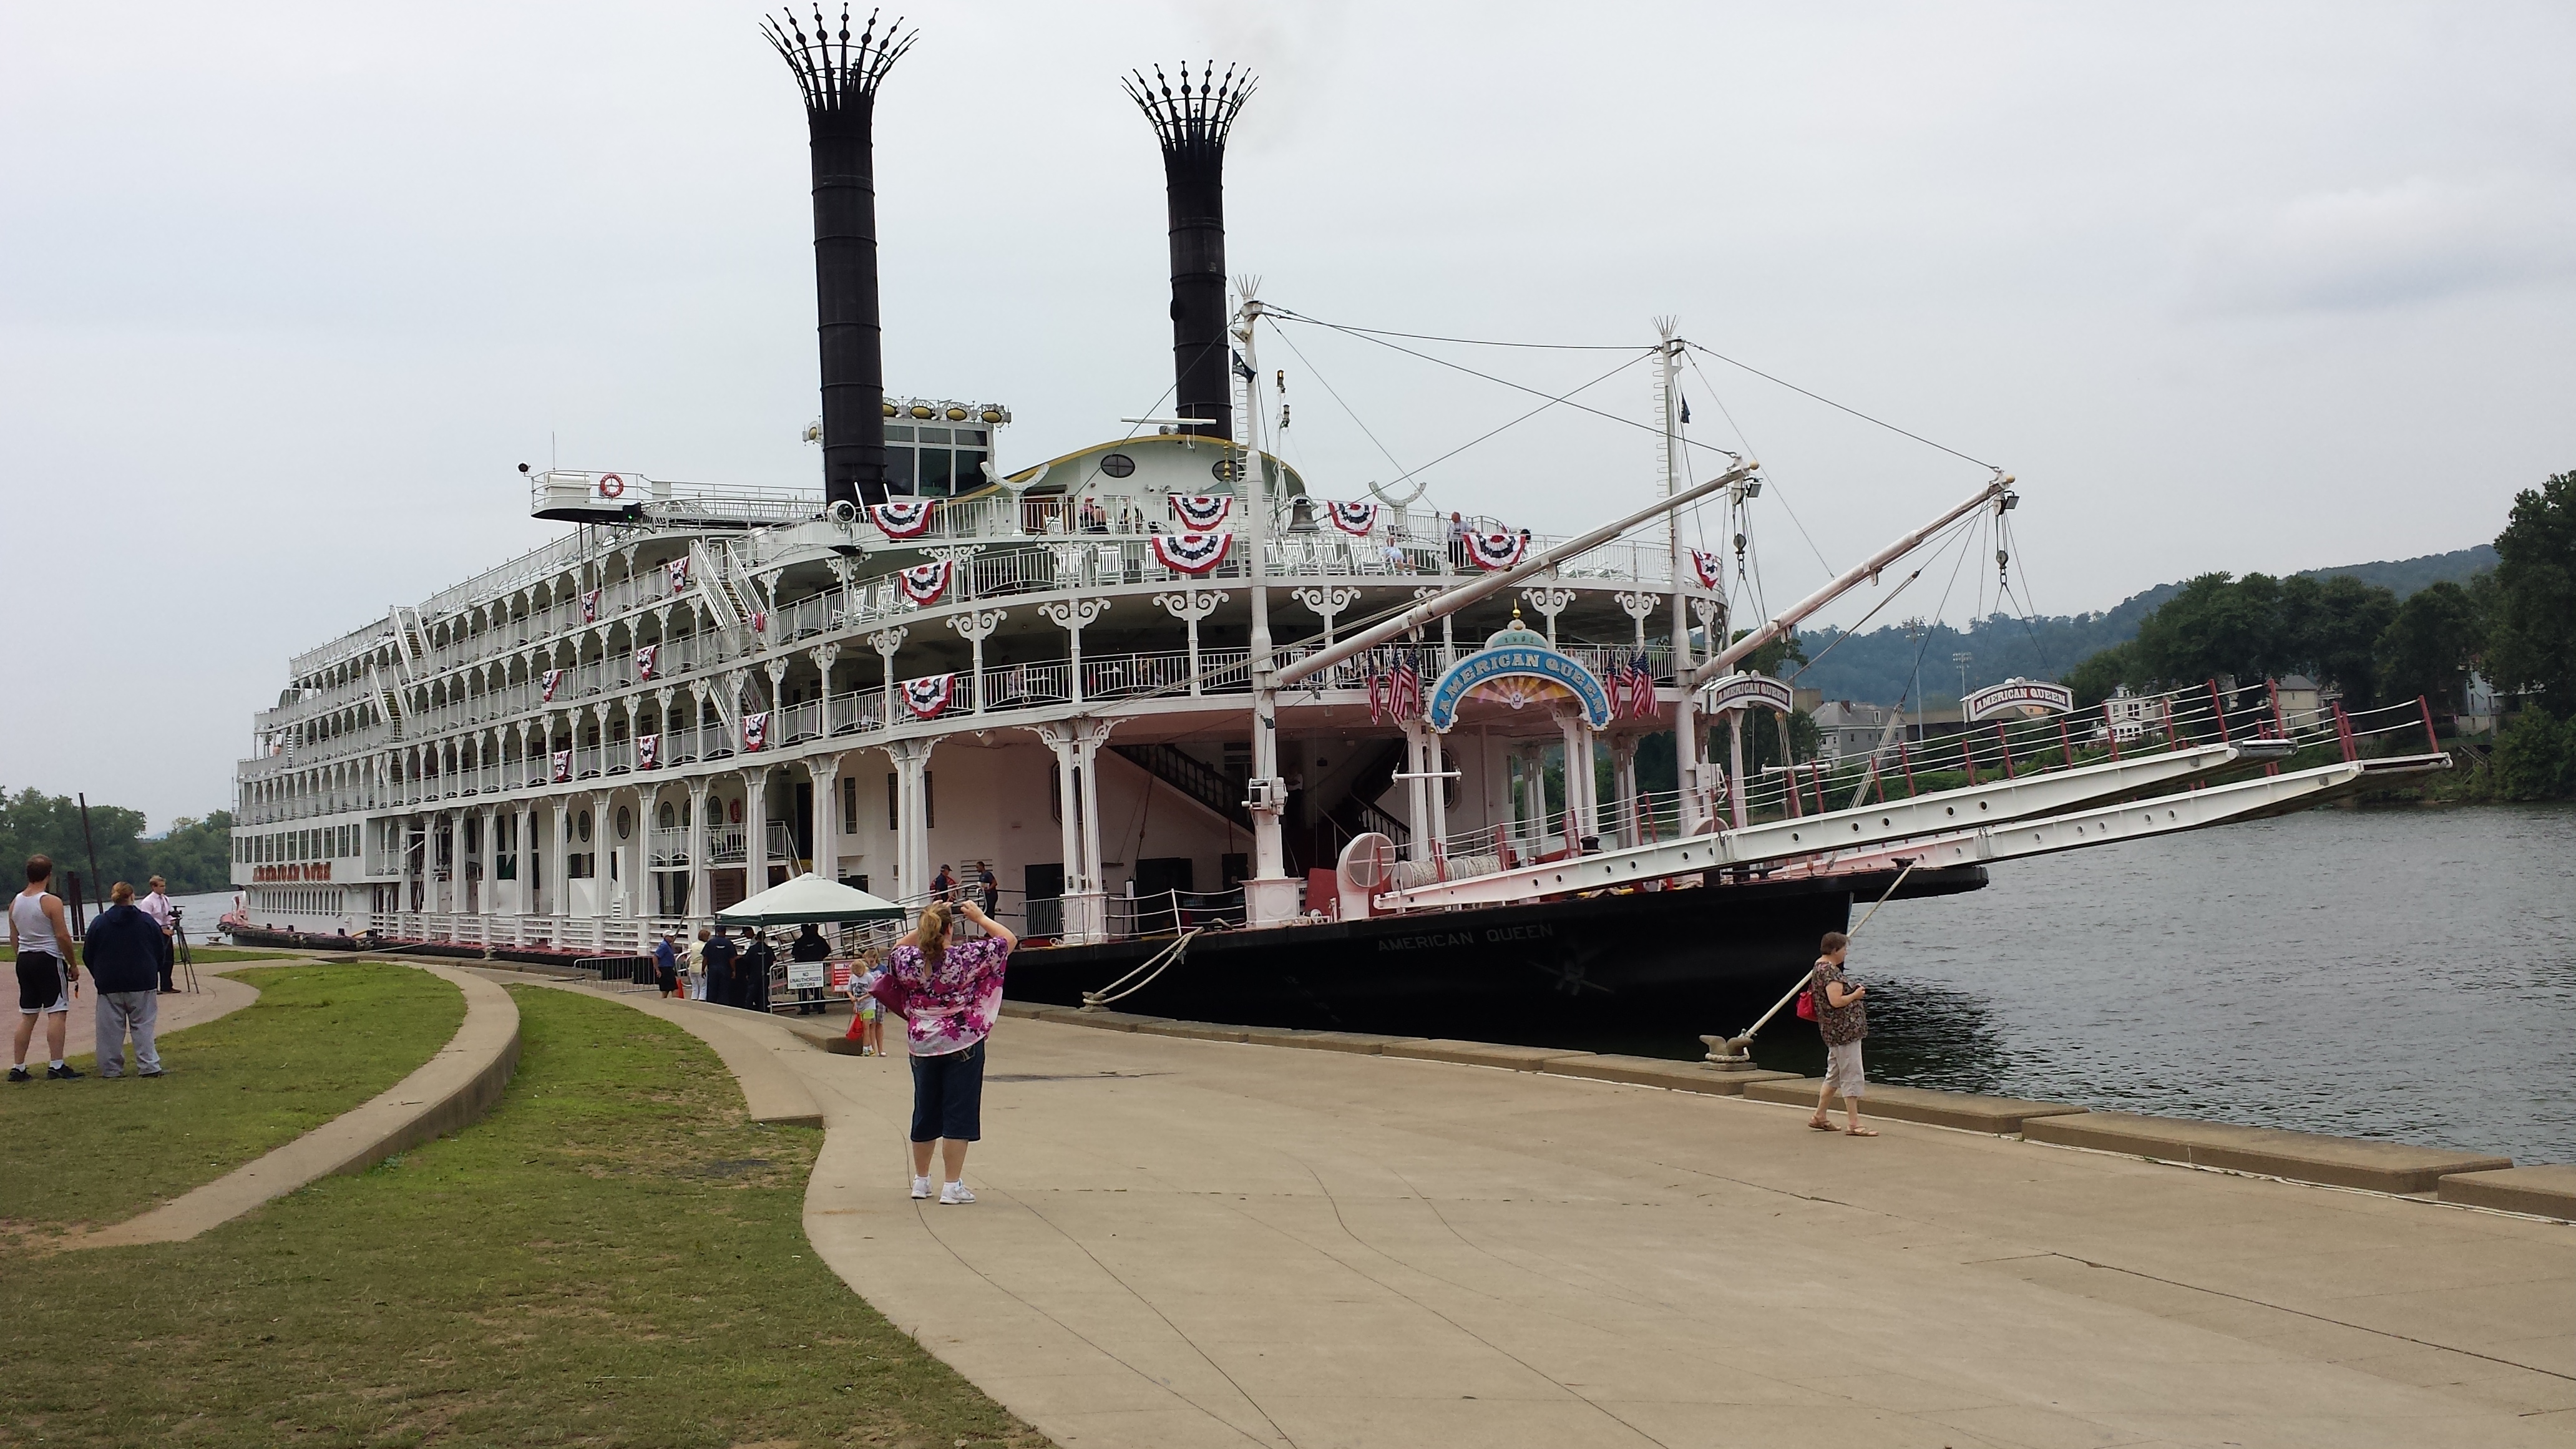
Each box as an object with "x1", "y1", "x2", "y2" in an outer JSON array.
[{"x1": 225, "y1": 16, "x2": 2447, "y2": 1037}]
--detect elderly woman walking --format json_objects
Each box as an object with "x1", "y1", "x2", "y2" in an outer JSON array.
[{"x1": 886, "y1": 898, "x2": 1016, "y2": 1204}]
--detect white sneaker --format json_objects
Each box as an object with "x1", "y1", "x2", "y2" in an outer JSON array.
[
  {"x1": 939, "y1": 1181, "x2": 975, "y2": 1205},
  {"x1": 910, "y1": 1175, "x2": 934, "y2": 1199}
]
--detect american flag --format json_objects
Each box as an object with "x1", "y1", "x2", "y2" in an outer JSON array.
[
  {"x1": 1390, "y1": 656, "x2": 1423, "y2": 720},
  {"x1": 1367, "y1": 666, "x2": 1387, "y2": 724},
  {"x1": 1625, "y1": 655, "x2": 1658, "y2": 720}
]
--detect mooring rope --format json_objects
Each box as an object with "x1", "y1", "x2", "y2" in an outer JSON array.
[{"x1": 1080, "y1": 927, "x2": 1204, "y2": 1010}]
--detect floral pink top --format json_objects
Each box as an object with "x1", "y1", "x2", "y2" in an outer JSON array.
[{"x1": 887, "y1": 936, "x2": 1012, "y2": 1056}]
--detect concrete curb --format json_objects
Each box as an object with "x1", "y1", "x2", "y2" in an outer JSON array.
[
  {"x1": 74, "y1": 962, "x2": 515, "y2": 1249},
  {"x1": 1541, "y1": 1055, "x2": 1800, "y2": 1096},
  {"x1": 2022, "y1": 1110, "x2": 2513, "y2": 1194},
  {"x1": 2434, "y1": 1164, "x2": 2576, "y2": 1220},
  {"x1": 1741, "y1": 1078, "x2": 2090, "y2": 1133},
  {"x1": 1383, "y1": 1038, "x2": 1596, "y2": 1071}
]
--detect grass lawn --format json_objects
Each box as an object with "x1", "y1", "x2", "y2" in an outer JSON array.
[
  {"x1": 0, "y1": 985, "x2": 1048, "y2": 1448},
  {"x1": 2, "y1": 964, "x2": 464, "y2": 1244}
]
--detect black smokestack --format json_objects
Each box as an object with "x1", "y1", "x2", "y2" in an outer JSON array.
[
  {"x1": 1127, "y1": 62, "x2": 1255, "y2": 441},
  {"x1": 766, "y1": 6, "x2": 914, "y2": 508}
]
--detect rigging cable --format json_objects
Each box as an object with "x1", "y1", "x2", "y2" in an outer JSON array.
[
  {"x1": 1685, "y1": 340, "x2": 1999, "y2": 471},
  {"x1": 1268, "y1": 306, "x2": 1666, "y2": 446},
  {"x1": 1684, "y1": 350, "x2": 1837, "y2": 582},
  {"x1": 1271, "y1": 323, "x2": 1413, "y2": 482}
]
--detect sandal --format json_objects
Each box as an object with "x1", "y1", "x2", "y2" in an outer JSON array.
[
  {"x1": 1807, "y1": 1118, "x2": 1838, "y2": 1131},
  {"x1": 1845, "y1": 1126, "x2": 1879, "y2": 1137}
]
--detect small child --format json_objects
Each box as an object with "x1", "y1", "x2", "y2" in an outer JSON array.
[{"x1": 851, "y1": 949, "x2": 887, "y2": 1056}]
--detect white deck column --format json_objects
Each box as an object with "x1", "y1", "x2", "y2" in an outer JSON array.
[
  {"x1": 807, "y1": 753, "x2": 842, "y2": 884},
  {"x1": 685, "y1": 776, "x2": 711, "y2": 930},
  {"x1": 547, "y1": 798, "x2": 570, "y2": 928},
  {"x1": 590, "y1": 788, "x2": 615, "y2": 944},
  {"x1": 741, "y1": 764, "x2": 770, "y2": 901}
]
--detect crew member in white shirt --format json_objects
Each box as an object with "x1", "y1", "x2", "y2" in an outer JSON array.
[{"x1": 137, "y1": 876, "x2": 178, "y2": 993}]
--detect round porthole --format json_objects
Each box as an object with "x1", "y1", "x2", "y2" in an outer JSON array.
[
  {"x1": 1098, "y1": 452, "x2": 1136, "y2": 479},
  {"x1": 617, "y1": 806, "x2": 633, "y2": 839},
  {"x1": 577, "y1": 810, "x2": 593, "y2": 843},
  {"x1": 1210, "y1": 457, "x2": 1245, "y2": 482}
]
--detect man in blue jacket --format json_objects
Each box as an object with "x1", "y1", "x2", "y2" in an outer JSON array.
[{"x1": 84, "y1": 881, "x2": 172, "y2": 1078}]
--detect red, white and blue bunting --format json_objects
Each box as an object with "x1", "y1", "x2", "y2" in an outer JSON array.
[
  {"x1": 900, "y1": 673, "x2": 957, "y2": 720},
  {"x1": 637, "y1": 735, "x2": 659, "y2": 769},
  {"x1": 869, "y1": 499, "x2": 937, "y2": 538},
  {"x1": 551, "y1": 749, "x2": 572, "y2": 783},
  {"x1": 1325, "y1": 500, "x2": 1380, "y2": 536},
  {"x1": 666, "y1": 557, "x2": 690, "y2": 592},
  {"x1": 741, "y1": 712, "x2": 769, "y2": 752},
  {"x1": 1465, "y1": 530, "x2": 1528, "y2": 571},
  {"x1": 541, "y1": 669, "x2": 564, "y2": 703},
  {"x1": 580, "y1": 588, "x2": 602, "y2": 623},
  {"x1": 1151, "y1": 530, "x2": 1234, "y2": 576},
  {"x1": 1689, "y1": 549, "x2": 1725, "y2": 590},
  {"x1": 896, "y1": 559, "x2": 952, "y2": 607},
  {"x1": 633, "y1": 645, "x2": 658, "y2": 682},
  {"x1": 1171, "y1": 494, "x2": 1232, "y2": 529}
]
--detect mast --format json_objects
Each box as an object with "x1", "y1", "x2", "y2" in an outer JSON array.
[
  {"x1": 1235, "y1": 288, "x2": 1297, "y2": 925},
  {"x1": 1657, "y1": 323, "x2": 1703, "y2": 826},
  {"x1": 765, "y1": 5, "x2": 915, "y2": 509}
]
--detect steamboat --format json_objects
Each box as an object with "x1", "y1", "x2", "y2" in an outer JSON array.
[{"x1": 225, "y1": 12, "x2": 2447, "y2": 1039}]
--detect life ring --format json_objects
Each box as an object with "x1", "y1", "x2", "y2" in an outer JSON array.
[{"x1": 597, "y1": 472, "x2": 626, "y2": 499}]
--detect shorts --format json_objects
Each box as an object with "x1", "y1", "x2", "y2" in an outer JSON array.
[
  {"x1": 908, "y1": 1039, "x2": 986, "y2": 1143},
  {"x1": 17, "y1": 954, "x2": 70, "y2": 1015},
  {"x1": 1823, "y1": 1039, "x2": 1866, "y2": 1098},
  {"x1": 856, "y1": 998, "x2": 880, "y2": 1021}
]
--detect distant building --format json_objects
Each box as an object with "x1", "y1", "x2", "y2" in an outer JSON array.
[
  {"x1": 2273, "y1": 675, "x2": 2326, "y2": 734},
  {"x1": 2097, "y1": 686, "x2": 2170, "y2": 744},
  {"x1": 1812, "y1": 701, "x2": 1902, "y2": 765},
  {"x1": 2461, "y1": 671, "x2": 2499, "y2": 735}
]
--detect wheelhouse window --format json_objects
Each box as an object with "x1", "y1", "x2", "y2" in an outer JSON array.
[{"x1": 886, "y1": 425, "x2": 990, "y2": 500}]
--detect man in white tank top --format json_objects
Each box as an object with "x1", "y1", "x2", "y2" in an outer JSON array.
[{"x1": 12, "y1": 854, "x2": 85, "y2": 1081}]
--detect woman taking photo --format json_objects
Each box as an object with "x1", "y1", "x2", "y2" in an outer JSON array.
[{"x1": 886, "y1": 898, "x2": 1016, "y2": 1204}]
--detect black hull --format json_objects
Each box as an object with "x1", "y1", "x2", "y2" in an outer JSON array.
[{"x1": 1003, "y1": 866, "x2": 1984, "y2": 1043}]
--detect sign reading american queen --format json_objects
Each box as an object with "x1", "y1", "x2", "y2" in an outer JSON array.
[
  {"x1": 1425, "y1": 642, "x2": 1614, "y2": 732},
  {"x1": 1702, "y1": 672, "x2": 1795, "y2": 715},
  {"x1": 1963, "y1": 678, "x2": 2075, "y2": 721}
]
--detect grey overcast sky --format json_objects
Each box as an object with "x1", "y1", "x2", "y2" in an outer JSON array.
[{"x1": 5, "y1": 2, "x2": 2572, "y2": 827}]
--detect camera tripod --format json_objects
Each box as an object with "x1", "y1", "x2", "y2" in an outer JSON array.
[{"x1": 169, "y1": 909, "x2": 202, "y2": 994}]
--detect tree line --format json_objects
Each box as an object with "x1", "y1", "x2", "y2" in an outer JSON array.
[
  {"x1": 0, "y1": 789, "x2": 237, "y2": 899},
  {"x1": 2060, "y1": 469, "x2": 2575, "y2": 799}
]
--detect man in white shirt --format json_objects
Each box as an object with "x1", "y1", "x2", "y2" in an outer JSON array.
[{"x1": 137, "y1": 876, "x2": 177, "y2": 993}]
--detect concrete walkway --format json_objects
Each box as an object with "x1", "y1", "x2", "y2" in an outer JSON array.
[
  {"x1": 75, "y1": 962, "x2": 519, "y2": 1248},
  {"x1": 574, "y1": 997, "x2": 2574, "y2": 1448}
]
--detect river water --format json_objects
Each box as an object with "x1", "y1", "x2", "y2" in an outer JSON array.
[{"x1": 1734, "y1": 804, "x2": 2576, "y2": 1166}]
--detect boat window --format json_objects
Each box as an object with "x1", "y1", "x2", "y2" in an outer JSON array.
[
  {"x1": 885, "y1": 446, "x2": 916, "y2": 491},
  {"x1": 918, "y1": 449, "x2": 954, "y2": 497},
  {"x1": 886, "y1": 425, "x2": 914, "y2": 441},
  {"x1": 1098, "y1": 452, "x2": 1136, "y2": 478},
  {"x1": 955, "y1": 449, "x2": 987, "y2": 487},
  {"x1": 918, "y1": 427, "x2": 952, "y2": 444}
]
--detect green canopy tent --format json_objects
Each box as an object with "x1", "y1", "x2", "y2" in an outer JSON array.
[{"x1": 715, "y1": 872, "x2": 906, "y2": 927}]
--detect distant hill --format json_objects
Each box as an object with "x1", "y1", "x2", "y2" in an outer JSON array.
[
  {"x1": 1787, "y1": 545, "x2": 2492, "y2": 707},
  {"x1": 2296, "y1": 544, "x2": 2497, "y2": 598}
]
